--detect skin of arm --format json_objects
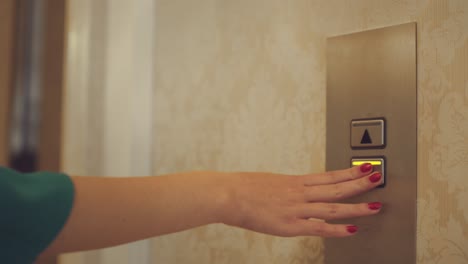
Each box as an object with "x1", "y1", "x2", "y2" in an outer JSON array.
[{"x1": 39, "y1": 164, "x2": 382, "y2": 257}]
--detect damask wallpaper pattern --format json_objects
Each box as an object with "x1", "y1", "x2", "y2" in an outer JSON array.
[{"x1": 151, "y1": 0, "x2": 468, "y2": 263}]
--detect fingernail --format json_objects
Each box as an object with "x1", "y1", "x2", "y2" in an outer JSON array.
[
  {"x1": 360, "y1": 163, "x2": 372, "y2": 173},
  {"x1": 369, "y1": 172, "x2": 382, "y2": 183},
  {"x1": 368, "y1": 202, "x2": 382, "y2": 210},
  {"x1": 346, "y1": 225, "x2": 358, "y2": 234}
]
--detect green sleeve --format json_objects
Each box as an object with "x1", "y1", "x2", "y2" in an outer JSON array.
[{"x1": 0, "y1": 166, "x2": 75, "y2": 263}]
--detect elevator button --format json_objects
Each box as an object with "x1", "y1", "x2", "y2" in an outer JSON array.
[
  {"x1": 351, "y1": 157, "x2": 385, "y2": 187},
  {"x1": 351, "y1": 118, "x2": 385, "y2": 148}
]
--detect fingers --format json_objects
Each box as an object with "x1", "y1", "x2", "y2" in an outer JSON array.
[
  {"x1": 304, "y1": 172, "x2": 383, "y2": 202},
  {"x1": 303, "y1": 163, "x2": 374, "y2": 186},
  {"x1": 290, "y1": 220, "x2": 359, "y2": 237},
  {"x1": 296, "y1": 202, "x2": 382, "y2": 220},
  {"x1": 276, "y1": 201, "x2": 383, "y2": 237}
]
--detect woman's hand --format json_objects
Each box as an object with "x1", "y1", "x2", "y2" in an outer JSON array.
[
  {"x1": 220, "y1": 163, "x2": 382, "y2": 237},
  {"x1": 40, "y1": 164, "x2": 381, "y2": 257}
]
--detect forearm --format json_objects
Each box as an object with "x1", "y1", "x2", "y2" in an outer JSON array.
[
  {"x1": 39, "y1": 165, "x2": 382, "y2": 257},
  {"x1": 41, "y1": 171, "x2": 230, "y2": 256}
]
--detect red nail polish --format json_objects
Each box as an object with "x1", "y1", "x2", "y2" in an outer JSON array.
[
  {"x1": 360, "y1": 163, "x2": 372, "y2": 173},
  {"x1": 369, "y1": 173, "x2": 382, "y2": 183},
  {"x1": 346, "y1": 225, "x2": 358, "y2": 234},
  {"x1": 368, "y1": 202, "x2": 382, "y2": 210}
]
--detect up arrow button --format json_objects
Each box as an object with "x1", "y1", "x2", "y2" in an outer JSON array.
[
  {"x1": 360, "y1": 129, "x2": 373, "y2": 144},
  {"x1": 351, "y1": 118, "x2": 385, "y2": 148}
]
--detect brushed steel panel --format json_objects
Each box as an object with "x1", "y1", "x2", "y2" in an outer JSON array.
[{"x1": 325, "y1": 23, "x2": 417, "y2": 264}]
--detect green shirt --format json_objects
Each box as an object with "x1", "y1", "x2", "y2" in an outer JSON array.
[{"x1": 0, "y1": 166, "x2": 75, "y2": 263}]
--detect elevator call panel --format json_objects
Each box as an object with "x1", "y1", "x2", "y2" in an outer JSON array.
[{"x1": 325, "y1": 23, "x2": 417, "y2": 264}]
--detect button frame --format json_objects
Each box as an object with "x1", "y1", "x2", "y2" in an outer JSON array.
[
  {"x1": 351, "y1": 156, "x2": 386, "y2": 188},
  {"x1": 350, "y1": 117, "x2": 386, "y2": 149}
]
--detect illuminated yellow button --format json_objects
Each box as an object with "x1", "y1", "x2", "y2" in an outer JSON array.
[
  {"x1": 351, "y1": 157, "x2": 385, "y2": 187},
  {"x1": 351, "y1": 160, "x2": 382, "y2": 166}
]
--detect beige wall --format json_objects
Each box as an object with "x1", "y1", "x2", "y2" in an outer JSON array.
[
  {"x1": 152, "y1": 1, "x2": 326, "y2": 263},
  {"x1": 62, "y1": 0, "x2": 468, "y2": 263},
  {"x1": 152, "y1": 0, "x2": 468, "y2": 263}
]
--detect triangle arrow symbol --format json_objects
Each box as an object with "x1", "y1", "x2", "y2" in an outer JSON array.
[{"x1": 360, "y1": 129, "x2": 372, "y2": 144}]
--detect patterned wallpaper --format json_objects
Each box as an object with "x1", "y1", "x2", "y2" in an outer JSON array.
[
  {"x1": 151, "y1": 0, "x2": 468, "y2": 263},
  {"x1": 152, "y1": 0, "x2": 326, "y2": 263}
]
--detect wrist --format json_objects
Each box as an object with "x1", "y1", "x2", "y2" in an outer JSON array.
[{"x1": 210, "y1": 172, "x2": 235, "y2": 224}]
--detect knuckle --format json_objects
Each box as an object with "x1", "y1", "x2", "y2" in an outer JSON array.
[
  {"x1": 345, "y1": 168, "x2": 356, "y2": 180},
  {"x1": 280, "y1": 219, "x2": 301, "y2": 237},
  {"x1": 293, "y1": 185, "x2": 306, "y2": 196},
  {"x1": 351, "y1": 167, "x2": 361, "y2": 179},
  {"x1": 324, "y1": 171, "x2": 337, "y2": 182},
  {"x1": 313, "y1": 222, "x2": 328, "y2": 236},
  {"x1": 332, "y1": 184, "x2": 344, "y2": 200},
  {"x1": 340, "y1": 168, "x2": 355, "y2": 181},
  {"x1": 327, "y1": 204, "x2": 339, "y2": 217},
  {"x1": 360, "y1": 176, "x2": 373, "y2": 189}
]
